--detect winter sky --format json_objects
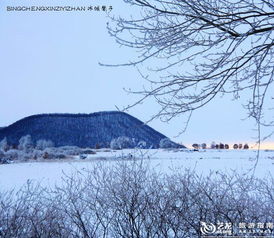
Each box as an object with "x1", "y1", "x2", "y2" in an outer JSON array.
[{"x1": 0, "y1": 0, "x2": 273, "y2": 149}]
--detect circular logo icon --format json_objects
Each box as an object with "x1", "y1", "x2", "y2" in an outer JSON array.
[{"x1": 200, "y1": 221, "x2": 216, "y2": 235}]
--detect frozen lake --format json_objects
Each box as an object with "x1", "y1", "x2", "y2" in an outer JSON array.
[{"x1": 0, "y1": 149, "x2": 273, "y2": 192}]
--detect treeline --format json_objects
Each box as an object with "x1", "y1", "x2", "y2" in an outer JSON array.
[
  {"x1": 0, "y1": 135, "x2": 182, "y2": 164},
  {"x1": 0, "y1": 135, "x2": 97, "y2": 164},
  {"x1": 192, "y1": 142, "x2": 249, "y2": 150}
]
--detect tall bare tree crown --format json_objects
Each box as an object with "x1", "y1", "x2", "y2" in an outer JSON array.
[{"x1": 104, "y1": 0, "x2": 274, "y2": 138}]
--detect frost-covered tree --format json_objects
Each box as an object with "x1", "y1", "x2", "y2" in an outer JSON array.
[
  {"x1": 192, "y1": 143, "x2": 199, "y2": 150},
  {"x1": 110, "y1": 136, "x2": 135, "y2": 150},
  {"x1": 36, "y1": 139, "x2": 55, "y2": 150},
  {"x1": 18, "y1": 135, "x2": 34, "y2": 151},
  {"x1": 201, "y1": 143, "x2": 207, "y2": 149},
  {"x1": 0, "y1": 137, "x2": 9, "y2": 152},
  {"x1": 137, "y1": 140, "x2": 147, "y2": 149},
  {"x1": 159, "y1": 138, "x2": 179, "y2": 149},
  {"x1": 3, "y1": 149, "x2": 25, "y2": 161},
  {"x1": 159, "y1": 138, "x2": 171, "y2": 148}
]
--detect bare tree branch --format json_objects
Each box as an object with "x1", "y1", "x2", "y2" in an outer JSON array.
[{"x1": 103, "y1": 0, "x2": 274, "y2": 137}]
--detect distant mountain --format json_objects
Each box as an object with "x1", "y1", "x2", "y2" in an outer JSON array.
[{"x1": 0, "y1": 111, "x2": 184, "y2": 149}]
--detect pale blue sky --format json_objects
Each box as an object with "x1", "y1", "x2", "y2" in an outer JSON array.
[{"x1": 0, "y1": 0, "x2": 273, "y2": 148}]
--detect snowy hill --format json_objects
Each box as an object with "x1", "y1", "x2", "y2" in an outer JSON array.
[{"x1": 0, "y1": 111, "x2": 184, "y2": 148}]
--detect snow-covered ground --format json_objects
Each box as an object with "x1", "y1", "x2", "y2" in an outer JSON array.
[{"x1": 0, "y1": 149, "x2": 273, "y2": 192}]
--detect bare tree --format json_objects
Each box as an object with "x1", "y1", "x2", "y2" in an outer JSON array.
[
  {"x1": 0, "y1": 162, "x2": 273, "y2": 238},
  {"x1": 192, "y1": 143, "x2": 199, "y2": 150},
  {"x1": 201, "y1": 143, "x2": 207, "y2": 149},
  {"x1": 210, "y1": 141, "x2": 216, "y2": 149},
  {"x1": 105, "y1": 0, "x2": 274, "y2": 137}
]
